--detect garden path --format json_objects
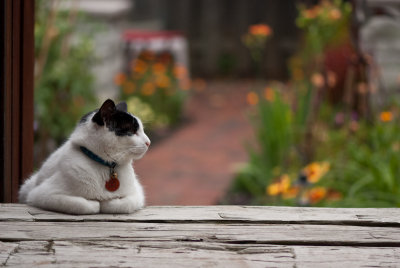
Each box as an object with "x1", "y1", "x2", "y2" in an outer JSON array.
[{"x1": 135, "y1": 80, "x2": 254, "y2": 205}]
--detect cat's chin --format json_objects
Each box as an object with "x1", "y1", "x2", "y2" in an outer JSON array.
[{"x1": 132, "y1": 150, "x2": 148, "y2": 160}]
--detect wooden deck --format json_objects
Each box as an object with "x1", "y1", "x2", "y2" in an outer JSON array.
[{"x1": 1, "y1": 204, "x2": 400, "y2": 267}]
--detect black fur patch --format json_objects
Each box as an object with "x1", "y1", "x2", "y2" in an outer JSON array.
[
  {"x1": 92, "y1": 110, "x2": 104, "y2": 126},
  {"x1": 91, "y1": 99, "x2": 139, "y2": 136},
  {"x1": 107, "y1": 112, "x2": 139, "y2": 136}
]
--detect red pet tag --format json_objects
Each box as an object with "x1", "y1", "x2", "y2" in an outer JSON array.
[{"x1": 105, "y1": 171, "x2": 119, "y2": 192}]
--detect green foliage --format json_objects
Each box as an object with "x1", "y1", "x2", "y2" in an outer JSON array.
[
  {"x1": 233, "y1": 87, "x2": 296, "y2": 198},
  {"x1": 296, "y1": 0, "x2": 352, "y2": 57},
  {"x1": 324, "y1": 119, "x2": 400, "y2": 207},
  {"x1": 35, "y1": 0, "x2": 97, "y2": 144},
  {"x1": 229, "y1": 0, "x2": 400, "y2": 208},
  {"x1": 117, "y1": 50, "x2": 189, "y2": 129}
]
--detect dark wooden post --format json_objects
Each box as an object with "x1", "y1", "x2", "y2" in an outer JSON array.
[{"x1": 0, "y1": 0, "x2": 34, "y2": 202}]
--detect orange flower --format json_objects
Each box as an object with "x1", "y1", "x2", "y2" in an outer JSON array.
[
  {"x1": 249, "y1": 24, "x2": 272, "y2": 36},
  {"x1": 133, "y1": 60, "x2": 148, "y2": 74},
  {"x1": 122, "y1": 81, "x2": 135, "y2": 95},
  {"x1": 264, "y1": 87, "x2": 275, "y2": 102},
  {"x1": 114, "y1": 73, "x2": 126, "y2": 86},
  {"x1": 380, "y1": 111, "x2": 393, "y2": 122},
  {"x1": 303, "y1": 6, "x2": 320, "y2": 19},
  {"x1": 303, "y1": 162, "x2": 330, "y2": 183},
  {"x1": 155, "y1": 75, "x2": 171, "y2": 88},
  {"x1": 174, "y1": 64, "x2": 188, "y2": 79},
  {"x1": 308, "y1": 187, "x2": 327, "y2": 204},
  {"x1": 141, "y1": 82, "x2": 155, "y2": 96},
  {"x1": 329, "y1": 8, "x2": 342, "y2": 20},
  {"x1": 304, "y1": 9, "x2": 317, "y2": 19},
  {"x1": 311, "y1": 73, "x2": 324, "y2": 88},
  {"x1": 283, "y1": 186, "x2": 300, "y2": 200},
  {"x1": 247, "y1": 92, "x2": 259, "y2": 106},
  {"x1": 152, "y1": 63, "x2": 166, "y2": 75}
]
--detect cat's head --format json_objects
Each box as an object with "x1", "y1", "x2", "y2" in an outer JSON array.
[{"x1": 74, "y1": 99, "x2": 150, "y2": 163}]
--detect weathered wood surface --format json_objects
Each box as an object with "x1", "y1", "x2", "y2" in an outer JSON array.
[{"x1": 1, "y1": 204, "x2": 400, "y2": 267}]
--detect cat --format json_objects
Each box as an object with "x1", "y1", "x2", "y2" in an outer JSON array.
[{"x1": 19, "y1": 99, "x2": 150, "y2": 215}]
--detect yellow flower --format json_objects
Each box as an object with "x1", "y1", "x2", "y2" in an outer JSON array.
[
  {"x1": 380, "y1": 111, "x2": 393, "y2": 122},
  {"x1": 303, "y1": 162, "x2": 330, "y2": 183},
  {"x1": 246, "y1": 92, "x2": 259, "y2": 106},
  {"x1": 114, "y1": 73, "x2": 126, "y2": 86},
  {"x1": 264, "y1": 87, "x2": 275, "y2": 102},
  {"x1": 267, "y1": 183, "x2": 280, "y2": 196},
  {"x1": 308, "y1": 187, "x2": 327, "y2": 204},
  {"x1": 141, "y1": 82, "x2": 155, "y2": 96},
  {"x1": 266, "y1": 174, "x2": 291, "y2": 196},
  {"x1": 279, "y1": 174, "x2": 291, "y2": 193},
  {"x1": 123, "y1": 81, "x2": 135, "y2": 95}
]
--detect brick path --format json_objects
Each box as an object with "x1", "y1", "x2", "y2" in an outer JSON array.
[{"x1": 135, "y1": 80, "x2": 254, "y2": 205}]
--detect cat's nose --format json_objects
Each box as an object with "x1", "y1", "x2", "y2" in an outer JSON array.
[{"x1": 145, "y1": 141, "x2": 151, "y2": 147}]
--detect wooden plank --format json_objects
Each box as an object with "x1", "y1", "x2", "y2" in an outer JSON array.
[
  {"x1": 1, "y1": 221, "x2": 400, "y2": 246},
  {"x1": 2, "y1": 240, "x2": 400, "y2": 267},
  {"x1": 1, "y1": 205, "x2": 400, "y2": 266},
  {"x1": 2, "y1": 204, "x2": 400, "y2": 226},
  {"x1": 0, "y1": 241, "x2": 19, "y2": 266}
]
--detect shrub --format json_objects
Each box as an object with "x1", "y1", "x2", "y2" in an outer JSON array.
[
  {"x1": 116, "y1": 50, "x2": 190, "y2": 129},
  {"x1": 34, "y1": 0, "x2": 97, "y2": 163}
]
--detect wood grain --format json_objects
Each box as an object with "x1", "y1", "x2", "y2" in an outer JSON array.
[{"x1": 1, "y1": 204, "x2": 400, "y2": 267}]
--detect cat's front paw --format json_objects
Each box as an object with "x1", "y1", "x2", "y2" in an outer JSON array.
[
  {"x1": 100, "y1": 195, "x2": 144, "y2": 214},
  {"x1": 83, "y1": 199, "x2": 101, "y2": 214}
]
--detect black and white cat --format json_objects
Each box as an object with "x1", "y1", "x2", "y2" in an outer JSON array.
[{"x1": 19, "y1": 99, "x2": 150, "y2": 214}]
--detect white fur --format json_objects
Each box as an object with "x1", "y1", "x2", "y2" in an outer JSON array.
[{"x1": 19, "y1": 112, "x2": 150, "y2": 215}]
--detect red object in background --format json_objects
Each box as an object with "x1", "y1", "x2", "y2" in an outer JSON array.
[{"x1": 324, "y1": 42, "x2": 354, "y2": 103}]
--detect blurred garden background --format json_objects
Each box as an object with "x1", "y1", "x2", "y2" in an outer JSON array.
[{"x1": 34, "y1": 0, "x2": 400, "y2": 207}]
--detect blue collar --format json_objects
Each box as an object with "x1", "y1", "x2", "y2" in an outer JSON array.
[{"x1": 79, "y1": 146, "x2": 117, "y2": 169}]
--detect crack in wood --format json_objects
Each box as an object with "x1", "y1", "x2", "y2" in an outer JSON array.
[
  {"x1": 2, "y1": 243, "x2": 19, "y2": 266},
  {"x1": 45, "y1": 240, "x2": 55, "y2": 254}
]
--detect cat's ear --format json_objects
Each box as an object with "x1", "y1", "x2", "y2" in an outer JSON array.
[
  {"x1": 116, "y1": 102, "x2": 128, "y2": 112},
  {"x1": 92, "y1": 99, "x2": 116, "y2": 126}
]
